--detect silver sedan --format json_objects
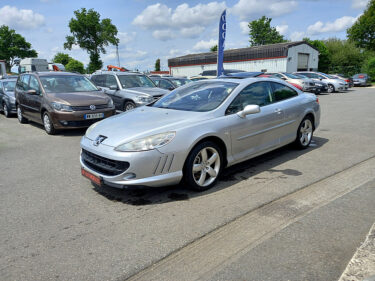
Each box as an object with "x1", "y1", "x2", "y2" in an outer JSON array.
[{"x1": 80, "y1": 78, "x2": 320, "y2": 191}]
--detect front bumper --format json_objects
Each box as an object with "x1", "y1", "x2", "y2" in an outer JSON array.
[
  {"x1": 50, "y1": 108, "x2": 115, "y2": 129},
  {"x1": 80, "y1": 136, "x2": 183, "y2": 188}
]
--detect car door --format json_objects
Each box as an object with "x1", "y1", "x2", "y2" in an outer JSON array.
[
  {"x1": 227, "y1": 81, "x2": 285, "y2": 161},
  {"x1": 18, "y1": 74, "x2": 32, "y2": 118},
  {"x1": 27, "y1": 75, "x2": 43, "y2": 122},
  {"x1": 104, "y1": 74, "x2": 123, "y2": 109},
  {"x1": 270, "y1": 82, "x2": 302, "y2": 145},
  {"x1": 0, "y1": 82, "x2": 3, "y2": 106}
]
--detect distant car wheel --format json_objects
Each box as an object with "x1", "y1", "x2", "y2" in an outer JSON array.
[
  {"x1": 183, "y1": 141, "x2": 223, "y2": 191},
  {"x1": 17, "y1": 105, "x2": 28, "y2": 123},
  {"x1": 3, "y1": 103, "x2": 10, "y2": 118},
  {"x1": 123, "y1": 101, "x2": 136, "y2": 111},
  {"x1": 295, "y1": 116, "x2": 313, "y2": 149},
  {"x1": 43, "y1": 112, "x2": 56, "y2": 135},
  {"x1": 327, "y1": 84, "x2": 335, "y2": 93}
]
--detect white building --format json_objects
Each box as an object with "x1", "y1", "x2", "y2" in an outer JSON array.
[{"x1": 168, "y1": 41, "x2": 319, "y2": 77}]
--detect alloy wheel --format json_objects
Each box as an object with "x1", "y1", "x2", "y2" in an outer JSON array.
[
  {"x1": 43, "y1": 113, "x2": 52, "y2": 133},
  {"x1": 192, "y1": 147, "x2": 221, "y2": 187},
  {"x1": 300, "y1": 119, "x2": 313, "y2": 146},
  {"x1": 3, "y1": 103, "x2": 9, "y2": 117},
  {"x1": 17, "y1": 106, "x2": 22, "y2": 122}
]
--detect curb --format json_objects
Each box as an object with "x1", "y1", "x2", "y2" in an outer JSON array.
[{"x1": 338, "y1": 223, "x2": 375, "y2": 281}]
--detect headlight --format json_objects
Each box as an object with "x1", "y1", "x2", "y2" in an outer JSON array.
[
  {"x1": 51, "y1": 102, "x2": 73, "y2": 112},
  {"x1": 115, "y1": 132, "x2": 176, "y2": 152},
  {"x1": 134, "y1": 96, "x2": 154, "y2": 104},
  {"x1": 107, "y1": 99, "x2": 114, "y2": 108}
]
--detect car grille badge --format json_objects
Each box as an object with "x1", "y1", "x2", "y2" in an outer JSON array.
[
  {"x1": 90, "y1": 105, "x2": 96, "y2": 111},
  {"x1": 93, "y1": 135, "x2": 107, "y2": 146}
]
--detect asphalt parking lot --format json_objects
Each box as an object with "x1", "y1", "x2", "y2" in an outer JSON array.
[{"x1": 1, "y1": 87, "x2": 375, "y2": 281}]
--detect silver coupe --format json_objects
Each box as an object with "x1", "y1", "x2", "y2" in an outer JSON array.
[{"x1": 80, "y1": 78, "x2": 320, "y2": 191}]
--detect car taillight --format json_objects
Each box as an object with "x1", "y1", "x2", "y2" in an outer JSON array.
[
  {"x1": 316, "y1": 97, "x2": 319, "y2": 104},
  {"x1": 346, "y1": 79, "x2": 349, "y2": 82}
]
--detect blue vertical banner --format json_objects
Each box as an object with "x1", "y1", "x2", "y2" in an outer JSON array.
[{"x1": 217, "y1": 9, "x2": 226, "y2": 77}]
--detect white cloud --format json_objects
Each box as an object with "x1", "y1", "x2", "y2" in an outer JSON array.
[
  {"x1": 307, "y1": 16, "x2": 358, "y2": 35},
  {"x1": 0, "y1": 5, "x2": 45, "y2": 30},
  {"x1": 230, "y1": 0, "x2": 298, "y2": 20},
  {"x1": 152, "y1": 29, "x2": 175, "y2": 41},
  {"x1": 352, "y1": 0, "x2": 369, "y2": 9},
  {"x1": 239, "y1": 21, "x2": 249, "y2": 34},
  {"x1": 290, "y1": 31, "x2": 305, "y2": 41},
  {"x1": 276, "y1": 24, "x2": 288, "y2": 35},
  {"x1": 118, "y1": 31, "x2": 136, "y2": 45},
  {"x1": 132, "y1": 2, "x2": 225, "y2": 40},
  {"x1": 180, "y1": 26, "x2": 205, "y2": 38},
  {"x1": 193, "y1": 39, "x2": 217, "y2": 51}
]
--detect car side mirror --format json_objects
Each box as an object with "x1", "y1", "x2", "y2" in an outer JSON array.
[
  {"x1": 282, "y1": 77, "x2": 287, "y2": 80},
  {"x1": 168, "y1": 87, "x2": 175, "y2": 91},
  {"x1": 26, "y1": 89, "x2": 37, "y2": 95},
  {"x1": 237, "y1": 104, "x2": 260, "y2": 118},
  {"x1": 109, "y1": 85, "x2": 118, "y2": 90}
]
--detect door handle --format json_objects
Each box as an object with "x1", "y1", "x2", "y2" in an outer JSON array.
[{"x1": 274, "y1": 108, "x2": 283, "y2": 114}]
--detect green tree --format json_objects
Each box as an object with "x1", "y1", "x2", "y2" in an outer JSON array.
[
  {"x1": 303, "y1": 38, "x2": 331, "y2": 73},
  {"x1": 0, "y1": 25, "x2": 37, "y2": 71},
  {"x1": 53, "y1": 52, "x2": 72, "y2": 66},
  {"x1": 65, "y1": 59, "x2": 85, "y2": 74},
  {"x1": 155, "y1": 58, "x2": 160, "y2": 71},
  {"x1": 64, "y1": 8, "x2": 119, "y2": 73},
  {"x1": 248, "y1": 16, "x2": 286, "y2": 46},
  {"x1": 362, "y1": 57, "x2": 375, "y2": 80},
  {"x1": 325, "y1": 38, "x2": 365, "y2": 76},
  {"x1": 347, "y1": 0, "x2": 375, "y2": 51},
  {"x1": 210, "y1": 45, "x2": 218, "y2": 52}
]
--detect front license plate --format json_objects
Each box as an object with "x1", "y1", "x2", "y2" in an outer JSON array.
[
  {"x1": 84, "y1": 113, "x2": 104, "y2": 120},
  {"x1": 81, "y1": 168, "x2": 102, "y2": 186}
]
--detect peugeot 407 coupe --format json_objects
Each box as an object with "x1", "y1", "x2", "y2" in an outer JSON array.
[{"x1": 80, "y1": 78, "x2": 320, "y2": 191}]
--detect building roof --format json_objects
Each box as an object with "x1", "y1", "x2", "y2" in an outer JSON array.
[{"x1": 168, "y1": 41, "x2": 318, "y2": 68}]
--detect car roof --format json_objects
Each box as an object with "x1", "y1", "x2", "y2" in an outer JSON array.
[
  {"x1": 0, "y1": 78, "x2": 17, "y2": 82},
  {"x1": 23, "y1": 71, "x2": 83, "y2": 77},
  {"x1": 92, "y1": 71, "x2": 143, "y2": 76}
]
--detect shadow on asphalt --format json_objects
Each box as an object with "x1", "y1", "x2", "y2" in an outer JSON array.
[
  {"x1": 92, "y1": 136, "x2": 329, "y2": 206},
  {"x1": 26, "y1": 121, "x2": 87, "y2": 137}
]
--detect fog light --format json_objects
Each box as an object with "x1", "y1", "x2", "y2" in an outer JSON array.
[
  {"x1": 60, "y1": 120, "x2": 68, "y2": 126},
  {"x1": 123, "y1": 173, "x2": 136, "y2": 180}
]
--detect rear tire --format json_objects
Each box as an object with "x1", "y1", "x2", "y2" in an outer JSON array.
[
  {"x1": 43, "y1": 112, "x2": 56, "y2": 135},
  {"x1": 295, "y1": 116, "x2": 314, "y2": 149},
  {"x1": 183, "y1": 141, "x2": 223, "y2": 191},
  {"x1": 17, "y1": 105, "x2": 28, "y2": 124}
]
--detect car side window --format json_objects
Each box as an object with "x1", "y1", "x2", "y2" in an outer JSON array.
[
  {"x1": 29, "y1": 76, "x2": 41, "y2": 94},
  {"x1": 21, "y1": 75, "x2": 30, "y2": 91},
  {"x1": 160, "y1": 80, "x2": 173, "y2": 89},
  {"x1": 271, "y1": 82, "x2": 298, "y2": 102},
  {"x1": 153, "y1": 79, "x2": 160, "y2": 87},
  {"x1": 105, "y1": 75, "x2": 117, "y2": 88},
  {"x1": 226, "y1": 82, "x2": 273, "y2": 115},
  {"x1": 91, "y1": 75, "x2": 105, "y2": 87}
]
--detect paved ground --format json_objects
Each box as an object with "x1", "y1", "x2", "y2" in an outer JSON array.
[{"x1": 0, "y1": 87, "x2": 374, "y2": 281}]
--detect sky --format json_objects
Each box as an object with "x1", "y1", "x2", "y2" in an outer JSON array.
[{"x1": 0, "y1": 0, "x2": 370, "y2": 72}]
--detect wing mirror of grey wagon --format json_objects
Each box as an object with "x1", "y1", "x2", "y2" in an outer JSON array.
[
  {"x1": 237, "y1": 104, "x2": 260, "y2": 118},
  {"x1": 26, "y1": 89, "x2": 37, "y2": 95},
  {"x1": 109, "y1": 85, "x2": 118, "y2": 90}
]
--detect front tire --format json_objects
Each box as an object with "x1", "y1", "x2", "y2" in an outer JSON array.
[
  {"x1": 3, "y1": 103, "x2": 10, "y2": 118},
  {"x1": 183, "y1": 141, "x2": 223, "y2": 191},
  {"x1": 43, "y1": 112, "x2": 56, "y2": 135},
  {"x1": 327, "y1": 84, "x2": 335, "y2": 93},
  {"x1": 17, "y1": 105, "x2": 28, "y2": 123},
  {"x1": 123, "y1": 101, "x2": 136, "y2": 111},
  {"x1": 295, "y1": 116, "x2": 313, "y2": 149}
]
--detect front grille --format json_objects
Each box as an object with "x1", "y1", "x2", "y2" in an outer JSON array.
[
  {"x1": 60, "y1": 119, "x2": 100, "y2": 127},
  {"x1": 71, "y1": 104, "x2": 108, "y2": 111},
  {"x1": 81, "y1": 149, "x2": 129, "y2": 176},
  {"x1": 309, "y1": 82, "x2": 314, "y2": 86}
]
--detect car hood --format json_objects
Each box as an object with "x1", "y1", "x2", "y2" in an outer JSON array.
[
  {"x1": 121, "y1": 87, "x2": 169, "y2": 97},
  {"x1": 85, "y1": 106, "x2": 210, "y2": 147},
  {"x1": 47, "y1": 91, "x2": 110, "y2": 106}
]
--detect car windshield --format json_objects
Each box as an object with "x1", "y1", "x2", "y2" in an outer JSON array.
[
  {"x1": 3, "y1": 81, "x2": 16, "y2": 91},
  {"x1": 170, "y1": 78, "x2": 191, "y2": 87},
  {"x1": 152, "y1": 81, "x2": 238, "y2": 112},
  {"x1": 283, "y1": 73, "x2": 301, "y2": 79},
  {"x1": 118, "y1": 75, "x2": 155, "y2": 88},
  {"x1": 40, "y1": 75, "x2": 98, "y2": 93}
]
